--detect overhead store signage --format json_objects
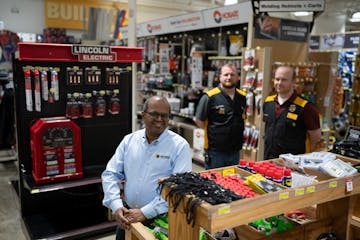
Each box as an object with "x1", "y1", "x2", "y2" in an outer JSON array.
[
  {"x1": 202, "y1": 1, "x2": 252, "y2": 28},
  {"x1": 168, "y1": 12, "x2": 205, "y2": 32},
  {"x1": 254, "y1": 15, "x2": 309, "y2": 42},
  {"x1": 124, "y1": 2, "x2": 252, "y2": 38},
  {"x1": 44, "y1": 0, "x2": 128, "y2": 30},
  {"x1": 71, "y1": 45, "x2": 117, "y2": 62},
  {"x1": 137, "y1": 18, "x2": 170, "y2": 37},
  {"x1": 310, "y1": 32, "x2": 360, "y2": 51},
  {"x1": 259, "y1": 0, "x2": 325, "y2": 12}
]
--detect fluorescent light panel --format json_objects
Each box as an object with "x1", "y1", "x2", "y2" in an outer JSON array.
[
  {"x1": 293, "y1": 11, "x2": 311, "y2": 17},
  {"x1": 224, "y1": 0, "x2": 238, "y2": 5},
  {"x1": 350, "y1": 11, "x2": 360, "y2": 22}
]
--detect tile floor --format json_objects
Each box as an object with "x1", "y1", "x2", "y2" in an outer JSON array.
[{"x1": 0, "y1": 160, "x2": 204, "y2": 240}]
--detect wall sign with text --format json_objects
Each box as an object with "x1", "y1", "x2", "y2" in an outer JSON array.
[
  {"x1": 254, "y1": 15, "x2": 309, "y2": 42},
  {"x1": 44, "y1": 0, "x2": 128, "y2": 30},
  {"x1": 310, "y1": 32, "x2": 360, "y2": 51}
]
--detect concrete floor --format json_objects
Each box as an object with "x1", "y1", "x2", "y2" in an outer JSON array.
[
  {"x1": 0, "y1": 160, "x2": 204, "y2": 240},
  {"x1": 0, "y1": 160, "x2": 26, "y2": 240}
]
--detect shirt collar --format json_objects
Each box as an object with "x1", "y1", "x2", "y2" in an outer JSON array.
[
  {"x1": 275, "y1": 91, "x2": 297, "y2": 105},
  {"x1": 141, "y1": 128, "x2": 169, "y2": 145}
]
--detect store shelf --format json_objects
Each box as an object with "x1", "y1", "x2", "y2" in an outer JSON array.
[
  {"x1": 192, "y1": 152, "x2": 205, "y2": 166},
  {"x1": 0, "y1": 149, "x2": 17, "y2": 162},
  {"x1": 22, "y1": 209, "x2": 116, "y2": 240},
  {"x1": 22, "y1": 165, "x2": 104, "y2": 194},
  {"x1": 171, "y1": 111, "x2": 194, "y2": 121},
  {"x1": 23, "y1": 174, "x2": 101, "y2": 194},
  {"x1": 169, "y1": 119, "x2": 196, "y2": 131},
  {"x1": 208, "y1": 56, "x2": 242, "y2": 60},
  {"x1": 351, "y1": 216, "x2": 360, "y2": 228}
]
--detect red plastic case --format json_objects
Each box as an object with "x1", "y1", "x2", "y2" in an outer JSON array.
[{"x1": 30, "y1": 117, "x2": 83, "y2": 184}]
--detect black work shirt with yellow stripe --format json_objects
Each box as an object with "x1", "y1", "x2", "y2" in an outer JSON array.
[
  {"x1": 195, "y1": 87, "x2": 246, "y2": 152},
  {"x1": 263, "y1": 92, "x2": 318, "y2": 159}
]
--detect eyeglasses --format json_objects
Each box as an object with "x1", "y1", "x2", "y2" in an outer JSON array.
[{"x1": 144, "y1": 111, "x2": 170, "y2": 119}]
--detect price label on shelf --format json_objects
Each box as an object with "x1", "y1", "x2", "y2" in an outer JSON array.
[
  {"x1": 306, "y1": 186, "x2": 316, "y2": 193},
  {"x1": 218, "y1": 205, "x2": 231, "y2": 216},
  {"x1": 329, "y1": 181, "x2": 338, "y2": 188},
  {"x1": 279, "y1": 192, "x2": 289, "y2": 200},
  {"x1": 295, "y1": 188, "x2": 305, "y2": 196},
  {"x1": 222, "y1": 168, "x2": 235, "y2": 176},
  {"x1": 346, "y1": 178, "x2": 353, "y2": 193}
]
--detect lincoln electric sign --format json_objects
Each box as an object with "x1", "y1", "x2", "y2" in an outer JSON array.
[{"x1": 72, "y1": 45, "x2": 117, "y2": 62}]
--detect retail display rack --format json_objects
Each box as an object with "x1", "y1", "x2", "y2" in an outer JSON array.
[
  {"x1": 240, "y1": 47, "x2": 272, "y2": 162},
  {"x1": 126, "y1": 154, "x2": 360, "y2": 240},
  {"x1": 12, "y1": 43, "x2": 142, "y2": 239}
]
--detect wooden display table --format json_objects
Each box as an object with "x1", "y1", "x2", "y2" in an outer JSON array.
[{"x1": 126, "y1": 155, "x2": 360, "y2": 240}]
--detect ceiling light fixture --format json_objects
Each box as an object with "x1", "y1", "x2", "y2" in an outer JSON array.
[
  {"x1": 224, "y1": 0, "x2": 238, "y2": 5},
  {"x1": 350, "y1": 11, "x2": 360, "y2": 22},
  {"x1": 292, "y1": 11, "x2": 311, "y2": 17}
]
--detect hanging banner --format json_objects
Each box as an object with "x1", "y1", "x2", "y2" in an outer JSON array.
[
  {"x1": 254, "y1": 15, "x2": 309, "y2": 42},
  {"x1": 259, "y1": 0, "x2": 325, "y2": 12}
]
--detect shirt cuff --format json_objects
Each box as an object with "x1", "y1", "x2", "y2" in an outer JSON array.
[
  {"x1": 140, "y1": 204, "x2": 156, "y2": 219},
  {"x1": 110, "y1": 199, "x2": 124, "y2": 214}
]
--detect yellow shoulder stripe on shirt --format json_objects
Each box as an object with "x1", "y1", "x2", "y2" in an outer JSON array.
[
  {"x1": 265, "y1": 95, "x2": 276, "y2": 102},
  {"x1": 206, "y1": 87, "x2": 221, "y2": 97},
  {"x1": 293, "y1": 96, "x2": 308, "y2": 107},
  {"x1": 236, "y1": 88, "x2": 246, "y2": 97}
]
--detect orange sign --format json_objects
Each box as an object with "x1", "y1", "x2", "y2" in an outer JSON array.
[{"x1": 44, "y1": 0, "x2": 128, "y2": 30}]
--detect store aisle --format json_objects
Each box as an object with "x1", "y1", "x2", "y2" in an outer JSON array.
[
  {"x1": 0, "y1": 161, "x2": 26, "y2": 240},
  {"x1": 0, "y1": 161, "x2": 204, "y2": 240}
]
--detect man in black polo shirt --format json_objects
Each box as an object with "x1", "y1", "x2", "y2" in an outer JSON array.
[
  {"x1": 263, "y1": 65, "x2": 322, "y2": 160},
  {"x1": 194, "y1": 63, "x2": 246, "y2": 169}
]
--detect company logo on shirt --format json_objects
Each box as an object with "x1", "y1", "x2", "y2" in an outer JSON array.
[
  {"x1": 156, "y1": 154, "x2": 170, "y2": 159},
  {"x1": 214, "y1": 105, "x2": 226, "y2": 115},
  {"x1": 289, "y1": 104, "x2": 296, "y2": 112}
]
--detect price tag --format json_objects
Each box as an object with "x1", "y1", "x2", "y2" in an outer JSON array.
[
  {"x1": 329, "y1": 181, "x2": 337, "y2": 188},
  {"x1": 222, "y1": 168, "x2": 235, "y2": 176},
  {"x1": 306, "y1": 186, "x2": 316, "y2": 193},
  {"x1": 346, "y1": 178, "x2": 353, "y2": 193},
  {"x1": 31, "y1": 189, "x2": 40, "y2": 194},
  {"x1": 218, "y1": 205, "x2": 230, "y2": 215},
  {"x1": 279, "y1": 192, "x2": 289, "y2": 200},
  {"x1": 295, "y1": 188, "x2": 305, "y2": 196}
]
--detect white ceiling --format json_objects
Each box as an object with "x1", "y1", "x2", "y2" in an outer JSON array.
[
  {"x1": 131, "y1": 0, "x2": 360, "y2": 19},
  {"x1": 116, "y1": 0, "x2": 360, "y2": 31}
]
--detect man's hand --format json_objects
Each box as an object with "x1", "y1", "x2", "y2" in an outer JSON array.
[
  {"x1": 125, "y1": 209, "x2": 146, "y2": 223},
  {"x1": 114, "y1": 207, "x2": 131, "y2": 230}
]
